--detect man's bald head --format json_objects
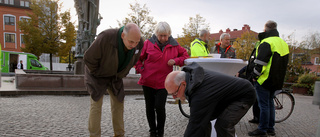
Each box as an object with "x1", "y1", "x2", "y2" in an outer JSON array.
[
  {"x1": 123, "y1": 23, "x2": 140, "y2": 35},
  {"x1": 121, "y1": 23, "x2": 141, "y2": 50},
  {"x1": 165, "y1": 71, "x2": 180, "y2": 94}
]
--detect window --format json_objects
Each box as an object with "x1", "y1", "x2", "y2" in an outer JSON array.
[
  {"x1": 20, "y1": 1, "x2": 24, "y2": 6},
  {"x1": 5, "y1": 33, "x2": 15, "y2": 43},
  {"x1": 21, "y1": 35, "x2": 25, "y2": 44},
  {"x1": 315, "y1": 57, "x2": 319, "y2": 65},
  {"x1": 31, "y1": 59, "x2": 42, "y2": 68},
  {"x1": 20, "y1": 1, "x2": 30, "y2": 7},
  {"x1": 25, "y1": 1, "x2": 29, "y2": 7},
  {"x1": 4, "y1": 16, "x2": 15, "y2": 25},
  {"x1": 0, "y1": 0, "x2": 2, "y2": 3},
  {"x1": 20, "y1": 17, "x2": 29, "y2": 22},
  {"x1": 5, "y1": 0, "x2": 13, "y2": 5}
]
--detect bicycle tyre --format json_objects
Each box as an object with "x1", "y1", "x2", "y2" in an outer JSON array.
[
  {"x1": 274, "y1": 91, "x2": 295, "y2": 123},
  {"x1": 178, "y1": 100, "x2": 190, "y2": 118}
]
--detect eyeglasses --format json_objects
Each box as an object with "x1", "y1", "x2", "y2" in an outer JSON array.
[{"x1": 172, "y1": 83, "x2": 181, "y2": 96}]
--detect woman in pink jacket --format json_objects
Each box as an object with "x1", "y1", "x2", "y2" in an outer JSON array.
[{"x1": 135, "y1": 22, "x2": 189, "y2": 137}]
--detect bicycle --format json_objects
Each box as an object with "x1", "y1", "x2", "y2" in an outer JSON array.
[
  {"x1": 274, "y1": 89, "x2": 295, "y2": 123},
  {"x1": 178, "y1": 89, "x2": 295, "y2": 123}
]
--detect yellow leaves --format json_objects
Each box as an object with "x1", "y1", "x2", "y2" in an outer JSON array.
[{"x1": 234, "y1": 31, "x2": 258, "y2": 60}]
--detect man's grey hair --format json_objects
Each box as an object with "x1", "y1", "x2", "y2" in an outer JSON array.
[
  {"x1": 155, "y1": 22, "x2": 172, "y2": 36},
  {"x1": 199, "y1": 29, "x2": 209, "y2": 37},
  {"x1": 220, "y1": 33, "x2": 230, "y2": 41},
  {"x1": 265, "y1": 20, "x2": 277, "y2": 32},
  {"x1": 173, "y1": 71, "x2": 186, "y2": 85}
]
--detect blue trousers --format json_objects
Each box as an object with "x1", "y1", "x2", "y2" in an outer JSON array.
[{"x1": 254, "y1": 81, "x2": 275, "y2": 132}]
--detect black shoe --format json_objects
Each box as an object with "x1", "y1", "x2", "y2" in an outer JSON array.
[
  {"x1": 149, "y1": 132, "x2": 157, "y2": 137},
  {"x1": 157, "y1": 132, "x2": 164, "y2": 137},
  {"x1": 249, "y1": 118, "x2": 259, "y2": 124},
  {"x1": 267, "y1": 129, "x2": 276, "y2": 136},
  {"x1": 248, "y1": 129, "x2": 267, "y2": 137}
]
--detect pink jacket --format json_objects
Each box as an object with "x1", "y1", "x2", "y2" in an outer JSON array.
[{"x1": 135, "y1": 35, "x2": 189, "y2": 89}]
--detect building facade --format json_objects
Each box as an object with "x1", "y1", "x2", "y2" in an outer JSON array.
[
  {"x1": 293, "y1": 47, "x2": 320, "y2": 75},
  {"x1": 209, "y1": 24, "x2": 258, "y2": 45},
  {"x1": 0, "y1": 0, "x2": 31, "y2": 52}
]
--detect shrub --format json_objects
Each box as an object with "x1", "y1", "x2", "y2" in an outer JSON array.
[
  {"x1": 293, "y1": 83, "x2": 310, "y2": 88},
  {"x1": 297, "y1": 74, "x2": 318, "y2": 85},
  {"x1": 293, "y1": 74, "x2": 319, "y2": 95},
  {"x1": 309, "y1": 84, "x2": 315, "y2": 95}
]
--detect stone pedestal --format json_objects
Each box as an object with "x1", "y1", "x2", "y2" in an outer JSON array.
[
  {"x1": 74, "y1": 58, "x2": 85, "y2": 75},
  {"x1": 313, "y1": 81, "x2": 320, "y2": 106},
  {"x1": 313, "y1": 81, "x2": 320, "y2": 136}
]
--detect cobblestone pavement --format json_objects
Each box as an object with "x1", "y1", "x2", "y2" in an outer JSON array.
[{"x1": 0, "y1": 94, "x2": 319, "y2": 137}]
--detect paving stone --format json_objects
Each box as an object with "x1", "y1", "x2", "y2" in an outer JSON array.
[{"x1": 0, "y1": 94, "x2": 319, "y2": 136}]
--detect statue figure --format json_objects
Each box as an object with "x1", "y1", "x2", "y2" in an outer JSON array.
[{"x1": 73, "y1": 0, "x2": 102, "y2": 74}]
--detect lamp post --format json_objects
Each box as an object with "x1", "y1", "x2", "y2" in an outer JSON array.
[{"x1": 67, "y1": 46, "x2": 76, "y2": 71}]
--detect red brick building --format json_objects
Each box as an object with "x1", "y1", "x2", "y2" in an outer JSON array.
[
  {"x1": 0, "y1": 0, "x2": 31, "y2": 52},
  {"x1": 307, "y1": 53, "x2": 320, "y2": 75},
  {"x1": 293, "y1": 47, "x2": 320, "y2": 75},
  {"x1": 210, "y1": 24, "x2": 258, "y2": 44}
]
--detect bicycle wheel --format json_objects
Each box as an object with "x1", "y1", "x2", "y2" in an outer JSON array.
[
  {"x1": 274, "y1": 91, "x2": 295, "y2": 123},
  {"x1": 178, "y1": 99, "x2": 190, "y2": 118}
]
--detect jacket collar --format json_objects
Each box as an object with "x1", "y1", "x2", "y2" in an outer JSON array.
[
  {"x1": 148, "y1": 34, "x2": 179, "y2": 46},
  {"x1": 258, "y1": 29, "x2": 279, "y2": 41},
  {"x1": 182, "y1": 62, "x2": 204, "y2": 97},
  {"x1": 107, "y1": 28, "x2": 120, "y2": 48}
]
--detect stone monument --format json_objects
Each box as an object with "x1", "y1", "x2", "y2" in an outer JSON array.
[
  {"x1": 313, "y1": 81, "x2": 320, "y2": 136},
  {"x1": 73, "y1": 0, "x2": 102, "y2": 74}
]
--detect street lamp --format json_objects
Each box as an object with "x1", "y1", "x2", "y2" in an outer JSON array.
[{"x1": 67, "y1": 46, "x2": 76, "y2": 71}]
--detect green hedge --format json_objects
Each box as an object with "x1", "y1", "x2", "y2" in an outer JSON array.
[{"x1": 293, "y1": 74, "x2": 319, "y2": 95}]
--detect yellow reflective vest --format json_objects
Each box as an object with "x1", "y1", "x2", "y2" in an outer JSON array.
[
  {"x1": 256, "y1": 36, "x2": 289, "y2": 89},
  {"x1": 190, "y1": 38, "x2": 209, "y2": 57}
]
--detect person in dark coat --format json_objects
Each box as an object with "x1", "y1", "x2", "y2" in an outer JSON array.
[
  {"x1": 84, "y1": 23, "x2": 144, "y2": 137},
  {"x1": 165, "y1": 62, "x2": 256, "y2": 137},
  {"x1": 248, "y1": 20, "x2": 289, "y2": 137},
  {"x1": 236, "y1": 42, "x2": 260, "y2": 124}
]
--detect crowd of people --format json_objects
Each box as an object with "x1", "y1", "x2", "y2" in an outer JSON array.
[{"x1": 83, "y1": 20, "x2": 289, "y2": 137}]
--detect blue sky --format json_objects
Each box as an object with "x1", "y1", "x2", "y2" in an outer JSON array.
[{"x1": 61, "y1": 0, "x2": 320, "y2": 43}]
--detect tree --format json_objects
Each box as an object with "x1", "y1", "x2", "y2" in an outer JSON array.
[
  {"x1": 304, "y1": 32, "x2": 320, "y2": 54},
  {"x1": 283, "y1": 33, "x2": 310, "y2": 83},
  {"x1": 233, "y1": 31, "x2": 258, "y2": 60},
  {"x1": 117, "y1": 1, "x2": 157, "y2": 40},
  {"x1": 177, "y1": 14, "x2": 210, "y2": 55},
  {"x1": 301, "y1": 31, "x2": 320, "y2": 74},
  {"x1": 18, "y1": 0, "x2": 76, "y2": 70},
  {"x1": 59, "y1": 10, "x2": 77, "y2": 63}
]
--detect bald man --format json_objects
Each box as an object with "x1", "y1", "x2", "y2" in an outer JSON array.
[
  {"x1": 165, "y1": 62, "x2": 256, "y2": 137},
  {"x1": 84, "y1": 23, "x2": 143, "y2": 137}
]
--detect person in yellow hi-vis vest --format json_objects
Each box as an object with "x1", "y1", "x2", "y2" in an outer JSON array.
[
  {"x1": 248, "y1": 20, "x2": 289, "y2": 137},
  {"x1": 190, "y1": 29, "x2": 210, "y2": 57}
]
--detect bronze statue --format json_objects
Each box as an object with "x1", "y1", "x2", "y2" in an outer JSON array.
[{"x1": 73, "y1": 0, "x2": 102, "y2": 74}]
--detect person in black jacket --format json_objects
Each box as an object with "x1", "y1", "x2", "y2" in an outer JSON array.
[
  {"x1": 236, "y1": 42, "x2": 260, "y2": 124},
  {"x1": 248, "y1": 20, "x2": 289, "y2": 137},
  {"x1": 165, "y1": 62, "x2": 256, "y2": 137}
]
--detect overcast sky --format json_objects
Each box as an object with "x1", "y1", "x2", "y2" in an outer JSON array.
[{"x1": 60, "y1": 0, "x2": 320, "y2": 43}]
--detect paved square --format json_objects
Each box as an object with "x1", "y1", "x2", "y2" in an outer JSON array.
[{"x1": 0, "y1": 94, "x2": 319, "y2": 136}]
